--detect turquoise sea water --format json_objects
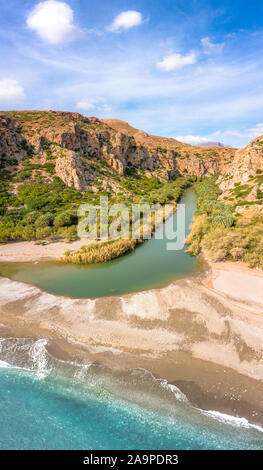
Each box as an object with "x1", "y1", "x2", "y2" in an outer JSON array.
[
  {"x1": 0, "y1": 188, "x2": 198, "y2": 298},
  {"x1": 0, "y1": 337, "x2": 263, "y2": 450}
]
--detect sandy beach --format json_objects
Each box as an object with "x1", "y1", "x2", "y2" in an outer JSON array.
[
  {"x1": 0, "y1": 258, "x2": 263, "y2": 425},
  {"x1": 0, "y1": 239, "x2": 99, "y2": 262}
]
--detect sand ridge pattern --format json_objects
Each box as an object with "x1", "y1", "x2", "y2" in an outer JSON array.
[{"x1": 0, "y1": 261, "x2": 263, "y2": 424}]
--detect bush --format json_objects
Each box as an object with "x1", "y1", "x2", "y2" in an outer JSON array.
[
  {"x1": 36, "y1": 226, "x2": 52, "y2": 239},
  {"x1": 59, "y1": 225, "x2": 78, "y2": 242},
  {"x1": 21, "y1": 226, "x2": 36, "y2": 240},
  {"x1": 54, "y1": 212, "x2": 76, "y2": 227},
  {"x1": 61, "y1": 239, "x2": 137, "y2": 264},
  {"x1": 186, "y1": 176, "x2": 234, "y2": 256},
  {"x1": 24, "y1": 211, "x2": 39, "y2": 224},
  {"x1": 35, "y1": 213, "x2": 53, "y2": 227},
  {"x1": 185, "y1": 215, "x2": 207, "y2": 256}
]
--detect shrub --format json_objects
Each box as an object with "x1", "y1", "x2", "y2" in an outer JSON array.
[
  {"x1": 59, "y1": 225, "x2": 78, "y2": 242},
  {"x1": 21, "y1": 226, "x2": 36, "y2": 240},
  {"x1": 185, "y1": 215, "x2": 207, "y2": 256},
  {"x1": 61, "y1": 239, "x2": 137, "y2": 264},
  {"x1": 36, "y1": 226, "x2": 52, "y2": 239},
  {"x1": 54, "y1": 212, "x2": 75, "y2": 227},
  {"x1": 24, "y1": 211, "x2": 39, "y2": 224},
  {"x1": 35, "y1": 213, "x2": 53, "y2": 227}
]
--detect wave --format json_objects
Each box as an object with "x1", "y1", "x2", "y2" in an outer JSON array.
[
  {"x1": 160, "y1": 380, "x2": 189, "y2": 403},
  {"x1": 0, "y1": 359, "x2": 15, "y2": 369},
  {"x1": 131, "y1": 368, "x2": 189, "y2": 403},
  {"x1": 29, "y1": 339, "x2": 50, "y2": 379},
  {"x1": 202, "y1": 409, "x2": 263, "y2": 433},
  {"x1": 0, "y1": 335, "x2": 262, "y2": 435}
]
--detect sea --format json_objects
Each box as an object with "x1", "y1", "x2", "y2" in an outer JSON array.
[{"x1": 0, "y1": 336, "x2": 262, "y2": 450}]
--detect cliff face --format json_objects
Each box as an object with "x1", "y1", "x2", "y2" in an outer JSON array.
[
  {"x1": 218, "y1": 136, "x2": 263, "y2": 207},
  {"x1": 0, "y1": 115, "x2": 26, "y2": 166},
  {"x1": 1, "y1": 111, "x2": 262, "y2": 204},
  {"x1": 0, "y1": 111, "x2": 237, "y2": 193}
]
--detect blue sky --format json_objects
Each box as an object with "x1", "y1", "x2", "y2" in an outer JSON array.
[{"x1": 0, "y1": 0, "x2": 263, "y2": 147}]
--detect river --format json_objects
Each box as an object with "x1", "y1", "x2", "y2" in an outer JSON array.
[{"x1": 0, "y1": 187, "x2": 198, "y2": 298}]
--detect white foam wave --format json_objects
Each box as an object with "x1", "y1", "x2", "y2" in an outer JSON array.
[
  {"x1": 0, "y1": 359, "x2": 14, "y2": 369},
  {"x1": 160, "y1": 380, "x2": 189, "y2": 403},
  {"x1": 202, "y1": 409, "x2": 263, "y2": 433},
  {"x1": 0, "y1": 358, "x2": 29, "y2": 371},
  {"x1": 74, "y1": 364, "x2": 92, "y2": 380},
  {"x1": 1, "y1": 336, "x2": 263, "y2": 433},
  {"x1": 130, "y1": 368, "x2": 189, "y2": 403},
  {"x1": 29, "y1": 339, "x2": 50, "y2": 379}
]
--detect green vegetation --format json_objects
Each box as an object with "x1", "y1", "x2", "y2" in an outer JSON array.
[
  {"x1": 0, "y1": 177, "x2": 82, "y2": 242},
  {"x1": 61, "y1": 239, "x2": 137, "y2": 264},
  {"x1": 0, "y1": 155, "x2": 195, "y2": 245},
  {"x1": 186, "y1": 176, "x2": 263, "y2": 268},
  {"x1": 1, "y1": 110, "x2": 261, "y2": 269}
]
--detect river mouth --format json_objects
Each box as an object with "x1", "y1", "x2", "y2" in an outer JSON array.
[{"x1": 0, "y1": 188, "x2": 199, "y2": 299}]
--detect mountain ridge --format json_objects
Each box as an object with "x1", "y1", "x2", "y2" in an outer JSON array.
[
  {"x1": 0, "y1": 110, "x2": 237, "y2": 191},
  {"x1": 0, "y1": 110, "x2": 262, "y2": 209}
]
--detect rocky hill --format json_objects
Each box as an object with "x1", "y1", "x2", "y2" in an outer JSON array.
[
  {"x1": 218, "y1": 136, "x2": 263, "y2": 209},
  {"x1": 0, "y1": 110, "x2": 262, "y2": 266},
  {"x1": 1, "y1": 110, "x2": 263, "y2": 209},
  {"x1": 0, "y1": 111, "x2": 237, "y2": 194},
  {"x1": 0, "y1": 110, "x2": 263, "y2": 207},
  {"x1": 101, "y1": 118, "x2": 186, "y2": 148}
]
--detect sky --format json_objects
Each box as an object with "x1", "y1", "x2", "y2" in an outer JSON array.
[{"x1": 0, "y1": 1, "x2": 263, "y2": 147}]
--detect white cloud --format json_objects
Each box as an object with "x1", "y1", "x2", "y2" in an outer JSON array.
[
  {"x1": 201, "y1": 36, "x2": 225, "y2": 54},
  {"x1": 26, "y1": 1, "x2": 79, "y2": 44},
  {"x1": 24, "y1": 39, "x2": 263, "y2": 147},
  {"x1": 224, "y1": 130, "x2": 244, "y2": 138},
  {"x1": 176, "y1": 130, "x2": 232, "y2": 145},
  {"x1": 0, "y1": 78, "x2": 25, "y2": 101},
  {"x1": 108, "y1": 11, "x2": 142, "y2": 32},
  {"x1": 247, "y1": 123, "x2": 263, "y2": 138},
  {"x1": 175, "y1": 135, "x2": 213, "y2": 145},
  {"x1": 76, "y1": 101, "x2": 95, "y2": 111},
  {"x1": 224, "y1": 123, "x2": 263, "y2": 139},
  {"x1": 157, "y1": 53, "x2": 197, "y2": 72},
  {"x1": 76, "y1": 98, "x2": 112, "y2": 113},
  {"x1": 100, "y1": 104, "x2": 112, "y2": 112}
]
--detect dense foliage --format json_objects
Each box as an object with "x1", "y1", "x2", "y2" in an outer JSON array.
[
  {"x1": 0, "y1": 168, "x2": 195, "y2": 244},
  {"x1": 61, "y1": 239, "x2": 138, "y2": 264},
  {"x1": 186, "y1": 176, "x2": 263, "y2": 268}
]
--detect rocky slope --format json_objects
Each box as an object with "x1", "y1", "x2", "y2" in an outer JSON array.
[
  {"x1": 0, "y1": 111, "x2": 236, "y2": 193},
  {"x1": 1, "y1": 111, "x2": 263, "y2": 206},
  {"x1": 218, "y1": 136, "x2": 263, "y2": 208}
]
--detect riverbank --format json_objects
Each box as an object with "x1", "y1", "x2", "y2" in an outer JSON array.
[
  {"x1": 0, "y1": 260, "x2": 263, "y2": 426},
  {"x1": 204, "y1": 260, "x2": 263, "y2": 304},
  {"x1": 0, "y1": 239, "x2": 99, "y2": 262}
]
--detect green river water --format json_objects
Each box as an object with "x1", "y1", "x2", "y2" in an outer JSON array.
[{"x1": 0, "y1": 187, "x2": 198, "y2": 298}]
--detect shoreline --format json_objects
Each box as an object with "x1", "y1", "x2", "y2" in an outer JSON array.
[
  {"x1": 0, "y1": 260, "x2": 263, "y2": 425},
  {"x1": 0, "y1": 206, "x2": 175, "y2": 264},
  {"x1": 0, "y1": 239, "x2": 100, "y2": 263}
]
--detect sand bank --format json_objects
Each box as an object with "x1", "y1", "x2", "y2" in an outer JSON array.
[
  {"x1": 0, "y1": 239, "x2": 98, "y2": 262},
  {"x1": 204, "y1": 261, "x2": 263, "y2": 304},
  {"x1": 0, "y1": 261, "x2": 263, "y2": 424}
]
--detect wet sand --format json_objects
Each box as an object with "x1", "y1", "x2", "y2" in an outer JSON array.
[{"x1": 0, "y1": 261, "x2": 263, "y2": 425}]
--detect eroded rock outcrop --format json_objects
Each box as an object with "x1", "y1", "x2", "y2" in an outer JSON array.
[
  {"x1": 0, "y1": 111, "x2": 262, "y2": 202},
  {"x1": 0, "y1": 111, "x2": 238, "y2": 190},
  {"x1": 218, "y1": 136, "x2": 263, "y2": 206},
  {"x1": 0, "y1": 115, "x2": 26, "y2": 166}
]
